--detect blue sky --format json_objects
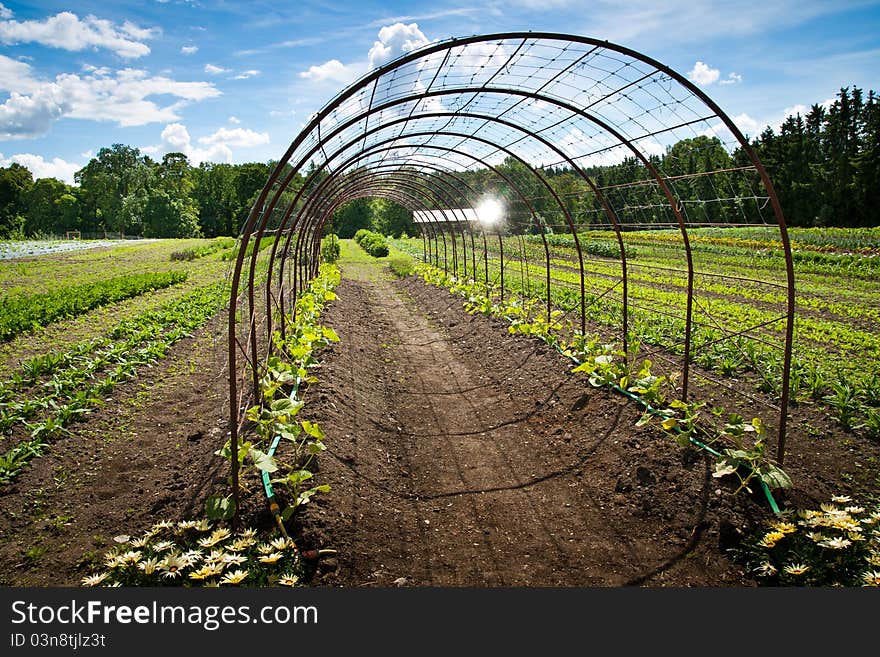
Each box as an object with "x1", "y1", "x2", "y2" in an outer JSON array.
[{"x1": 0, "y1": 0, "x2": 878, "y2": 184}]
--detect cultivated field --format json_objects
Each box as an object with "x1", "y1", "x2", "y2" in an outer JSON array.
[{"x1": 0, "y1": 231, "x2": 878, "y2": 587}]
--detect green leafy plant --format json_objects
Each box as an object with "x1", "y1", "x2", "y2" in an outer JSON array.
[
  {"x1": 388, "y1": 256, "x2": 414, "y2": 277},
  {"x1": 321, "y1": 233, "x2": 340, "y2": 263},
  {"x1": 354, "y1": 229, "x2": 389, "y2": 257},
  {"x1": 219, "y1": 264, "x2": 340, "y2": 526}
]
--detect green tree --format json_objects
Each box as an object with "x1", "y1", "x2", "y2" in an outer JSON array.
[
  {"x1": 369, "y1": 197, "x2": 414, "y2": 237},
  {"x1": 24, "y1": 177, "x2": 70, "y2": 236},
  {"x1": 141, "y1": 190, "x2": 201, "y2": 238},
  {"x1": 192, "y1": 163, "x2": 238, "y2": 236},
  {"x1": 232, "y1": 162, "x2": 272, "y2": 232},
  {"x1": 75, "y1": 144, "x2": 152, "y2": 235},
  {"x1": 0, "y1": 163, "x2": 34, "y2": 238},
  {"x1": 55, "y1": 193, "x2": 81, "y2": 233},
  {"x1": 331, "y1": 198, "x2": 371, "y2": 238}
]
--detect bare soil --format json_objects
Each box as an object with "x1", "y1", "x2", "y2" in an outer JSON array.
[{"x1": 1, "y1": 255, "x2": 877, "y2": 587}]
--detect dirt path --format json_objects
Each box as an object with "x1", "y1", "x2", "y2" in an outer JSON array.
[{"x1": 294, "y1": 258, "x2": 762, "y2": 587}]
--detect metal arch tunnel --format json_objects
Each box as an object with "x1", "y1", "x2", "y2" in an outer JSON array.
[{"x1": 227, "y1": 32, "x2": 796, "y2": 508}]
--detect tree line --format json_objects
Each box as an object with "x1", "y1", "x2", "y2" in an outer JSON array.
[
  {"x1": 0, "y1": 145, "x2": 276, "y2": 239},
  {"x1": 0, "y1": 86, "x2": 876, "y2": 240}
]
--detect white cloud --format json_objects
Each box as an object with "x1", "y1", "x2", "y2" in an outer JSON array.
[
  {"x1": 783, "y1": 98, "x2": 834, "y2": 119},
  {"x1": 367, "y1": 22, "x2": 431, "y2": 69},
  {"x1": 0, "y1": 152, "x2": 81, "y2": 185},
  {"x1": 719, "y1": 72, "x2": 743, "y2": 85},
  {"x1": 0, "y1": 55, "x2": 221, "y2": 136},
  {"x1": 299, "y1": 59, "x2": 360, "y2": 84},
  {"x1": 197, "y1": 126, "x2": 269, "y2": 147},
  {"x1": 0, "y1": 4, "x2": 12, "y2": 21},
  {"x1": 297, "y1": 22, "x2": 433, "y2": 89},
  {"x1": 731, "y1": 112, "x2": 762, "y2": 138},
  {"x1": 0, "y1": 10, "x2": 158, "y2": 59},
  {"x1": 232, "y1": 69, "x2": 260, "y2": 80},
  {"x1": 181, "y1": 45, "x2": 198, "y2": 55},
  {"x1": 0, "y1": 90, "x2": 66, "y2": 139},
  {"x1": 204, "y1": 64, "x2": 228, "y2": 75},
  {"x1": 687, "y1": 61, "x2": 720, "y2": 85},
  {"x1": 228, "y1": 115, "x2": 240, "y2": 124},
  {"x1": 152, "y1": 122, "x2": 232, "y2": 165}
]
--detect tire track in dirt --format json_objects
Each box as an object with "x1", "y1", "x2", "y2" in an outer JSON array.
[{"x1": 296, "y1": 258, "x2": 755, "y2": 587}]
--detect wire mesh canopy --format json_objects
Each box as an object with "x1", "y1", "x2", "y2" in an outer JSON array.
[{"x1": 227, "y1": 33, "x2": 795, "y2": 496}]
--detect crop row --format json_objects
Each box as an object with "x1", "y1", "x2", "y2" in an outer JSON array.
[
  {"x1": 414, "y1": 262, "x2": 792, "y2": 498},
  {"x1": 398, "y1": 236, "x2": 880, "y2": 438},
  {"x1": 212, "y1": 263, "x2": 340, "y2": 524},
  {"x1": 170, "y1": 236, "x2": 237, "y2": 261},
  {"x1": 354, "y1": 229, "x2": 389, "y2": 257},
  {"x1": 0, "y1": 281, "x2": 227, "y2": 484},
  {"x1": 0, "y1": 271, "x2": 188, "y2": 342}
]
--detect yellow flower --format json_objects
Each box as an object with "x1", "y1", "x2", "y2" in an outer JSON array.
[
  {"x1": 831, "y1": 495, "x2": 852, "y2": 504},
  {"x1": 177, "y1": 520, "x2": 199, "y2": 530},
  {"x1": 845, "y1": 506, "x2": 865, "y2": 514},
  {"x1": 130, "y1": 536, "x2": 150, "y2": 548},
  {"x1": 758, "y1": 531, "x2": 785, "y2": 548},
  {"x1": 862, "y1": 570, "x2": 880, "y2": 587},
  {"x1": 120, "y1": 550, "x2": 142, "y2": 565},
  {"x1": 204, "y1": 549, "x2": 226, "y2": 564},
  {"x1": 190, "y1": 563, "x2": 224, "y2": 580},
  {"x1": 104, "y1": 554, "x2": 124, "y2": 569},
  {"x1": 819, "y1": 537, "x2": 852, "y2": 550},
  {"x1": 152, "y1": 540, "x2": 175, "y2": 553},
  {"x1": 198, "y1": 536, "x2": 222, "y2": 549},
  {"x1": 848, "y1": 532, "x2": 866, "y2": 542},
  {"x1": 193, "y1": 519, "x2": 212, "y2": 532},
  {"x1": 257, "y1": 543, "x2": 275, "y2": 555},
  {"x1": 270, "y1": 536, "x2": 294, "y2": 551},
  {"x1": 783, "y1": 563, "x2": 810, "y2": 576},
  {"x1": 806, "y1": 532, "x2": 826, "y2": 543},
  {"x1": 138, "y1": 558, "x2": 160, "y2": 575},
  {"x1": 220, "y1": 569, "x2": 248, "y2": 585},
  {"x1": 229, "y1": 537, "x2": 256, "y2": 552},
  {"x1": 820, "y1": 503, "x2": 839, "y2": 513},
  {"x1": 211, "y1": 528, "x2": 231, "y2": 542},
  {"x1": 866, "y1": 553, "x2": 880, "y2": 567},
  {"x1": 770, "y1": 522, "x2": 797, "y2": 535},
  {"x1": 198, "y1": 528, "x2": 231, "y2": 549},
  {"x1": 259, "y1": 552, "x2": 284, "y2": 564},
  {"x1": 82, "y1": 572, "x2": 109, "y2": 587},
  {"x1": 151, "y1": 520, "x2": 174, "y2": 531},
  {"x1": 278, "y1": 573, "x2": 300, "y2": 586},
  {"x1": 241, "y1": 528, "x2": 257, "y2": 539},
  {"x1": 830, "y1": 517, "x2": 861, "y2": 532}
]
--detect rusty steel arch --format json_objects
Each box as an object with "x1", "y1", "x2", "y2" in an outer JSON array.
[{"x1": 227, "y1": 32, "x2": 796, "y2": 517}]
